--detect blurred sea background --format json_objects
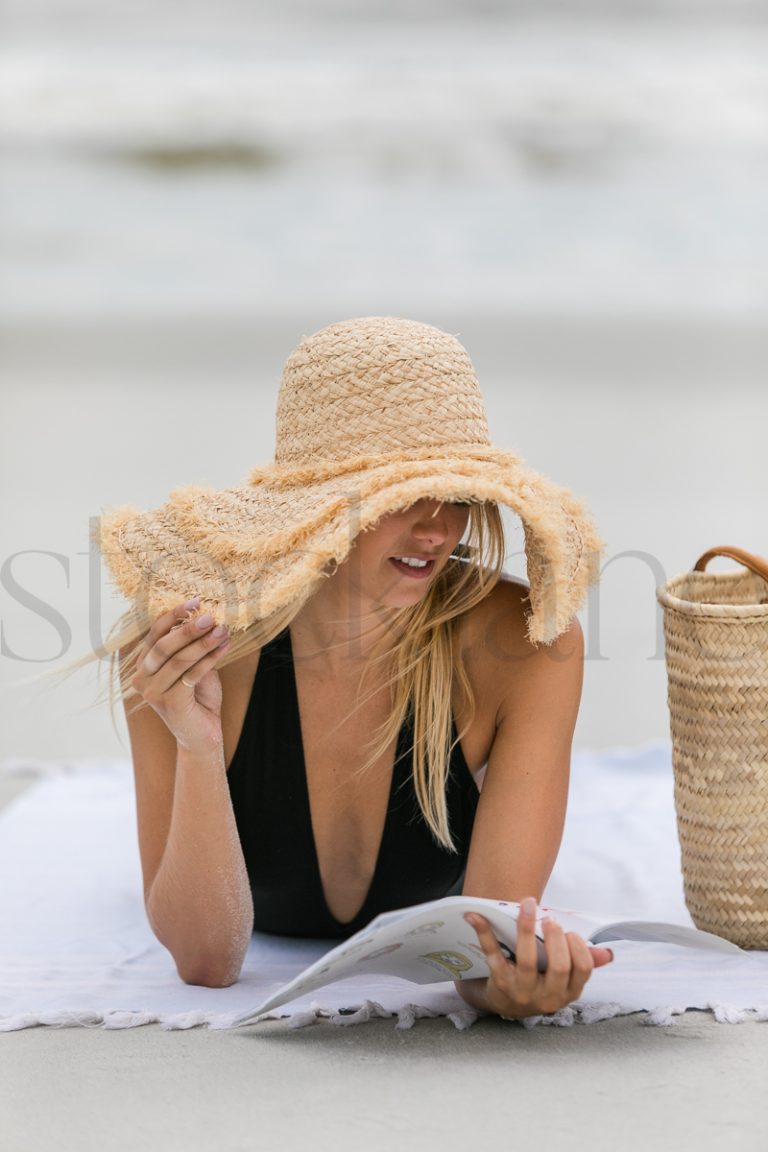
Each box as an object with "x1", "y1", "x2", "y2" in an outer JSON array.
[{"x1": 1, "y1": 0, "x2": 766, "y2": 757}]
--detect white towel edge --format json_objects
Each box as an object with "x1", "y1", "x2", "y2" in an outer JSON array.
[{"x1": 2, "y1": 1002, "x2": 767, "y2": 1033}]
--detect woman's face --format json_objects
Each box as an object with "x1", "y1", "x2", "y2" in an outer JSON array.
[{"x1": 346, "y1": 499, "x2": 471, "y2": 608}]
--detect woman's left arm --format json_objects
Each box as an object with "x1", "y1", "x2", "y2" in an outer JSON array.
[{"x1": 456, "y1": 613, "x2": 613, "y2": 1018}]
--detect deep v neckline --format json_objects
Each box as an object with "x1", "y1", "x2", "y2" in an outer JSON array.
[
  {"x1": 225, "y1": 626, "x2": 480, "y2": 938},
  {"x1": 285, "y1": 627, "x2": 404, "y2": 931}
]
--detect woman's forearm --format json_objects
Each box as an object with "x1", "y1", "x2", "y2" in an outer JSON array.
[{"x1": 145, "y1": 743, "x2": 254, "y2": 987}]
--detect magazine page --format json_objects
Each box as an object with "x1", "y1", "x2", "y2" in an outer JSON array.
[
  {"x1": 586, "y1": 920, "x2": 742, "y2": 952},
  {"x1": 232, "y1": 898, "x2": 537, "y2": 1022},
  {"x1": 539, "y1": 907, "x2": 742, "y2": 952}
]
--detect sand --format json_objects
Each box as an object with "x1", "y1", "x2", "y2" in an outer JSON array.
[{"x1": 3, "y1": 1010, "x2": 768, "y2": 1152}]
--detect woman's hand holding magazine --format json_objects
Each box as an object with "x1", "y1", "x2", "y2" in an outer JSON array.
[{"x1": 456, "y1": 896, "x2": 614, "y2": 1020}]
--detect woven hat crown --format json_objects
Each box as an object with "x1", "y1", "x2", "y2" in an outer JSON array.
[{"x1": 274, "y1": 317, "x2": 491, "y2": 466}]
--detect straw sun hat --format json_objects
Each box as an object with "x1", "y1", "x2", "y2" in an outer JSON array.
[{"x1": 98, "y1": 317, "x2": 604, "y2": 646}]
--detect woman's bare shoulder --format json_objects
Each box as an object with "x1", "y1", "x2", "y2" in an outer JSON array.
[
  {"x1": 456, "y1": 573, "x2": 584, "y2": 699},
  {"x1": 462, "y1": 573, "x2": 585, "y2": 663},
  {"x1": 452, "y1": 573, "x2": 585, "y2": 774},
  {"x1": 454, "y1": 573, "x2": 534, "y2": 666}
]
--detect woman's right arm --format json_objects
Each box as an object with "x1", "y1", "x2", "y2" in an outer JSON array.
[{"x1": 123, "y1": 601, "x2": 254, "y2": 987}]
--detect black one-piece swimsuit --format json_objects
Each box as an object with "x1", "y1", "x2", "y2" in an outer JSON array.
[{"x1": 226, "y1": 627, "x2": 480, "y2": 939}]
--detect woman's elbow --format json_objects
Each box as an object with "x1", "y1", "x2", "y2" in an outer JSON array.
[
  {"x1": 146, "y1": 904, "x2": 251, "y2": 988},
  {"x1": 176, "y1": 957, "x2": 243, "y2": 988}
]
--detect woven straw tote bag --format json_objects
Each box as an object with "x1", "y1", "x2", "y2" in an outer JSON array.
[{"x1": 656, "y1": 545, "x2": 768, "y2": 948}]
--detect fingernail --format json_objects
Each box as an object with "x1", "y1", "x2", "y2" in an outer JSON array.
[
  {"x1": 195, "y1": 612, "x2": 213, "y2": 629},
  {"x1": 212, "y1": 624, "x2": 228, "y2": 638},
  {"x1": 183, "y1": 596, "x2": 200, "y2": 609},
  {"x1": 521, "y1": 897, "x2": 537, "y2": 916}
]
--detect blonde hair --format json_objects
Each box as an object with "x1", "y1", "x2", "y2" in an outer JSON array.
[
  {"x1": 101, "y1": 501, "x2": 507, "y2": 851},
  {"x1": 355, "y1": 501, "x2": 507, "y2": 850}
]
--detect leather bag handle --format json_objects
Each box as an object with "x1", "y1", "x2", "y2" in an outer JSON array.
[{"x1": 693, "y1": 545, "x2": 768, "y2": 584}]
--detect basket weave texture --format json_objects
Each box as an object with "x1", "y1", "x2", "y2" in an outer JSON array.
[{"x1": 657, "y1": 546, "x2": 768, "y2": 949}]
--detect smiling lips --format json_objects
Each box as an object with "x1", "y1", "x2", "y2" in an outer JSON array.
[{"x1": 389, "y1": 556, "x2": 437, "y2": 579}]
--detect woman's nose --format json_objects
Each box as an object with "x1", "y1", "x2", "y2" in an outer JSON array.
[{"x1": 410, "y1": 502, "x2": 451, "y2": 542}]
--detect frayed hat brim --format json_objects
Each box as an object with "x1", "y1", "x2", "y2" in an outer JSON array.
[{"x1": 97, "y1": 447, "x2": 604, "y2": 647}]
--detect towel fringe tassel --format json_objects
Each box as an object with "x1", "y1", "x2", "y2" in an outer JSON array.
[
  {"x1": 3, "y1": 1002, "x2": 768, "y2": 1033},
  {"x1": 577, "y1": 1002, "x2": 626, "y2": 1025},
  {"x1": 710, "y1": 1003, "x2": 751, "y2": 1024},
  {"x1": 644, "y1": 1006, "x2": 686, "y2": 1027}
]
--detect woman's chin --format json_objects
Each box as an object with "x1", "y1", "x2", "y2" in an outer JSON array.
[{"x1": 378, "y1": 584, "x2": 434, "y2": 610}]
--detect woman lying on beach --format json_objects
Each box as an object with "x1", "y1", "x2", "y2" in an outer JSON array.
[{"x1": 100, "y1": 316, "x2": 613, "y2": 1021}]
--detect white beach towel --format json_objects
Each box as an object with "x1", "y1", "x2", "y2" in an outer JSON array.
[{"x1": 1, "y1": 742, "x2": 767, "y2": 1032}]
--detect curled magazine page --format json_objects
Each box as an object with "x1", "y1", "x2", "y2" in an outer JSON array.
[{"x1": 232, "y1": 898, "x2": 539, "y2": 1023}]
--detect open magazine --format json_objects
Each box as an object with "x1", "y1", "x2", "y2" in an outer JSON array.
[{"x1": 231, "y1": 895, "x2": 741, "y2": 1024}]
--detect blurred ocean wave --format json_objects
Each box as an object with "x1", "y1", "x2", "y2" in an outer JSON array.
[
  {"x1": 3, "y1": 13, "x2": 766, "y2": 158},
  {"x1": 1, "y1": 1, "x2": 766, "y2": 318}
]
